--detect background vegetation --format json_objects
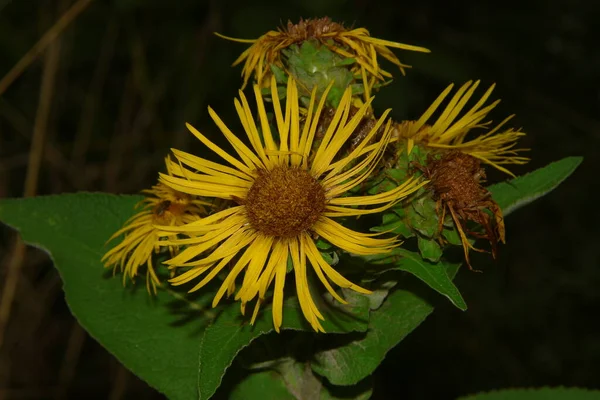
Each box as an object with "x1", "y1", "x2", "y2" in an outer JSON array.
[{"x1": 0, "y1": 0, "x2": 597, "y2": 398}]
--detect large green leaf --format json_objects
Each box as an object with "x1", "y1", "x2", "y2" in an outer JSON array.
[
  {"x1": 229, "y1": 371, "x2": 296, "y2": 400},
  {"x1": 311, "y1": 263, "x2": 461, "y2": 386},
  {"x1": 489, "y1": 156, "x2": 582, "y2": 216},
  {"x1": 198, "y1": 289, "x2": 370, "y2": 400},
  {"x1": 394, "y1": 250, "x2": 465, "y2": 310},
  {"x1": 277, "y1": 358, "x2": 372, "y2": 400},
  {"x1": 311, "y1": 285, "x2": 433, "y2": 385},
  {"x1": 0, "y1": 193, "x2": 372, "y2": 400},
  {"x1": 0, "y1": 194, "x2": 203, "y2": 400},
  {"x1": 366, "y1": 249, "x2": 466, "y2": 311},
  {"x1": 228, "y1": 364, "x2": 372, "y2": 400},
  {"x1": 458, "y1": 387, "x2": 600, "y2": 400}
]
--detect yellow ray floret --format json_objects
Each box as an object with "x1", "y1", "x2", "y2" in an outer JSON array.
[
  {"x1": 102, "y1": 177, "x2": 210, "y2": 293},
  {"x1": 216, "y1": 17, "x2": 430, "y2": 92},
  {"x1": 395, "y1": 80, "x2": 529, "y2": 175},
  {"x1": 157, "y1": 75, "x2": 426, "y2": 332}
]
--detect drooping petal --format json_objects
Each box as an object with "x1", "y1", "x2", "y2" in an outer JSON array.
[{"x1": 313, "y1": 217, "x2": 397, "y2": 255}]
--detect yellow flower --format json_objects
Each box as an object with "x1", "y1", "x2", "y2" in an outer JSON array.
[
  {"x1": 217, "y1": 17, "x2": 430, "y2": 97},
  {"x1": 395, "y1": 80, "x2": 529, "y2": 176},
  {"x1": 102, "y1": 175, "x2": 210, "y2": 294},
  {"x1": 157, "y1": 76, "x2": 426, "y2": 332}
]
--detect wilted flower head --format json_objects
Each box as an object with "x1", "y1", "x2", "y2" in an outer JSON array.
[{"x1": 415, "y1": 151, "x2": 505, "y2": 269}]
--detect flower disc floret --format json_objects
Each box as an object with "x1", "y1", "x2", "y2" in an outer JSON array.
[{"x1": 245, "y1": 166, "x2": 326, "y2": 238}]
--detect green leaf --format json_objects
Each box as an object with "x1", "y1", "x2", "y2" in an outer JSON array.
[
  {"x1": 417, "y1": 235, "x2": 443, "y2": 263},
  {"x1": 406, "y1": 196, "x2": 439, "y2": 238},
  {"x1": 277, "y1": 358, "x2": 323, "y2": 400},
  {"x1": 367, "y1": 249, "x2": 466, "y2": 310},
  {"x1": 395, "y1": 250, "x2": 465, "y2": 310},
  {"x1": 0, "y1": 194, "x2": 206, "y2": 400},
  {"x1": 0, "y1": 193, "x2": 373, "y2": 400},
  {"x1": 365, "y1": 280, "x2": 398, "y2": 310},
  {"x1": 442, "y1": 226, "x2": 462, "y2": 246},
  {"x1": 320, "y1": 250, "x2": 339, "y2": 266},
  {"x1": 458, "y1": 387, "x2": 600, "y2": 400},
  {"x1": 311, "y1": 263, "x2": 461, "y2": 386},
  {"x1": 385, "y1": 168, "x2": 411, "y2": 183},
  {"x1": 311, "y1": 284, "x2": 434, "y2": 386},
  {"x1": 371, "y1": 212, "x2": 414, "y2": 238},
  {"x1": 488, "y1": 157, "x2": 582, "y2": 216},
  {"x1": 229, "y1": 362, "x2": 372, "y2": 400},
  {"x1": 198, "y1": 288, "x2": 371, "y2": 399},
  {"x1": 229, "y1": 370, "x2": 296, "y2": 400},
  {"x1": 278, "y1": 359, "x2": 372, "y2": 400}
]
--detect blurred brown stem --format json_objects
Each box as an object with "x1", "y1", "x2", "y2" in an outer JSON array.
[
  {"x1": 71, "y1": 17, "x2": 118, "y2": 174},
  {"x1": 108, "y1": 366, "x2": 129, "y2": 400},
  {"x1": 54, "y1": 324, "x2": 86, "y2": 400},
  {"x1": 0, "y1": 27, "x2": 61, "y2": 361},
  {"x1": 0, "y1": 0, "x2": 93, "y2": 97}
]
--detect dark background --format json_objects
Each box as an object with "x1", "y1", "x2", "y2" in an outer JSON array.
[{"x1": 0, "y1": 0, "x2": 597, "y2": 399}]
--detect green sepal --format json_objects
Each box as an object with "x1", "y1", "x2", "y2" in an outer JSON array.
[
  {"x1": 319, "y1": 250, "x2": 339, "y2": 267},
  {"x1": 442, "y1": 226, "x2": 462, "y2": 246},
  {"x1": 282, "y1": 39, "x2": 356, "y2": 108},
  {"x1": 417, "y1": 235, "x2": 443, "y2": 263},
  {"x1": 371, "y1": 211, "x2": 414, "y2": 239},
  {"x1": 271, "y1": 64, "x2": 288, "y2": 84},
  {"x1": 315, "y1": 238, "x2": 332, "y2": 250},
  {"x1": 406, "y1": 195, "x2": 439, "y2": 238}
]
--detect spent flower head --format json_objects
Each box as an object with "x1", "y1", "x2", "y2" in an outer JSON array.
[{"x1": 414, "y1": 151, "x2": 505, "y2": 269}]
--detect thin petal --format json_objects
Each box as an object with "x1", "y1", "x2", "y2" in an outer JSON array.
[
  {"x1": 185, "y1": 123, "x2": 253, "y2": 175},
  {"x1": 290, "y1": 238, "x2": 325, "y2": 332},
  {"x1": 304, "y1": 233, "x2": 371, "y2": 295},
  {"x1": 209, "y1": 106, "x2": 265, "y2": 169},
  {"x1": 313, "y1": 217, "x2": 396, "y2": 255}
]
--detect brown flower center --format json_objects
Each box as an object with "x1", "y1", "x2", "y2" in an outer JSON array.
[
  {"x1": 245, "y1": 166, "x2": 326, "y2": 238},
  {"x1": 425, "y1": 151, "x2": 487, "y2": 208},
  {"x1": 285, "y1": 17, "x2": 346, "y2": 41}
]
